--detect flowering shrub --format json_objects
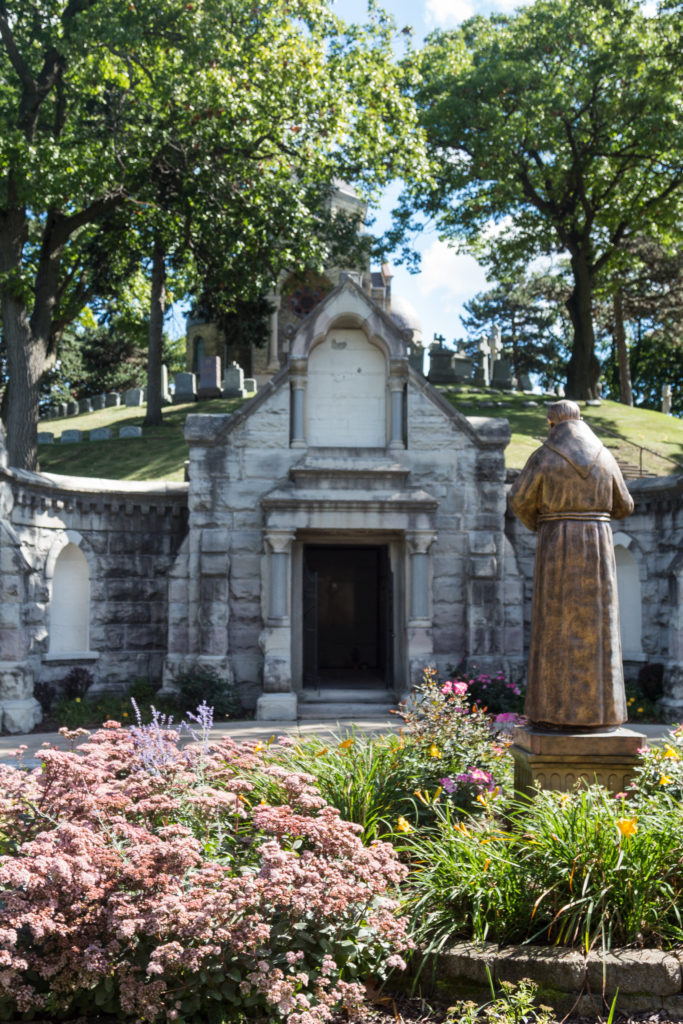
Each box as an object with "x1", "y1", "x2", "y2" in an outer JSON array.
[
  {"x1": 628, "y1": 725, "x2": 683, "y2": 798},
  {"x1": 454, "y1": 668, "x2": 525, "y2": 716},
  {"x1": 274, "y1": 669, "x2": 513, "y2": 837},
  {"x1": 0, "y1": 714, "x2": 409, "y2": 1023}
]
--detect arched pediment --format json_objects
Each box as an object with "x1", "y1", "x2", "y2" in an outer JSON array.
[{"x1": 290, "y1": 277, "x2": 409, "y2": 362}]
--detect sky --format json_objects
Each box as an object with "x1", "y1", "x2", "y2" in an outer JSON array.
[
  {"x1": 168, "y1": 0, "x2": 525, "y2": 348},
  {"x1": 331, "y1": 0, "x2": 526, "y2": 353}
]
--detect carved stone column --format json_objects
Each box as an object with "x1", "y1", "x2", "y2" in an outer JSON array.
[
  {"x1": 388, "y1": 360, "x2": 407, "y2": 450},
  {"x1": 290, "y1": 358, "x2": 307, "y2": 449},
  {"x1": 257, "y1": 530, "x2": 297, "y2": 720},
  {"x1": 266, "y1": 290, "x2": 280, "y2": 372},
  {"x1": 406, "y1": 530, "x2": 437, "y2": 688}
]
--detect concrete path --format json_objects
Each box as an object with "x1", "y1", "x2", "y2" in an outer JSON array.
[
  {"x1": 0, "y1": 715, "x2": 402, "y2": 769},
  {"x1": 0, "y1": 718, "x2": 672, "y2": 770}
]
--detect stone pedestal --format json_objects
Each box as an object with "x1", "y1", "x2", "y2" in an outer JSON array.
[{"x1": 511, "y1": 724, "x2": 647, "y2": 796}]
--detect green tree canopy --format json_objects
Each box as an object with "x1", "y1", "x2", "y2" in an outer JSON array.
[
  {"x1": 460, "y1": 270, "x2": 570, "y2": 388},
  {"x1": 0, "y1": 0, "x2": 422, "y2": 468},
  {"x1": 390, "y1": 0, "x2": 683, "y2": 400}
]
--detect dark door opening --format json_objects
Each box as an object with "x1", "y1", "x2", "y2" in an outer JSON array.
[{"x1": 303, "y1": 545, "x2": 393, "y2": 688}]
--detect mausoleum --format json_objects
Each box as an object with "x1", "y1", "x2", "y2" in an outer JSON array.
[{"x1": 0, "y1": 273, "x2": 682, "y2": 732}]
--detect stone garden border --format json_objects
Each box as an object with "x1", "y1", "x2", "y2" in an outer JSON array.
[{"x1": 419, "y1": 942, "x2": 683, "y2": 1016}]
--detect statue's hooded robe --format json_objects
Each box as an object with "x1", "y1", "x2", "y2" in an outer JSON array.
[{"x1": 508, "y1": 418, "x2": 634, "y2": 728}]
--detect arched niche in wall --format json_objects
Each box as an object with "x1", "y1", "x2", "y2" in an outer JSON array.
[
  {"x1": 307, "y1": 328, "x2": 387, "y2": 447},
  {"x1": 47, "y1": 537, "x2": 91, "y2": 655},
  {"x1": 613, "y1": 531, "x2": 643, "y2": 660}
]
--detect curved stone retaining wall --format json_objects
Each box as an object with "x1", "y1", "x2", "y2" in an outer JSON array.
[{"x1": 422, "y1": 942, "x2": 683, "y2": 1016}]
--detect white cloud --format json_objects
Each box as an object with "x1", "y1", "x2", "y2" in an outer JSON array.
[
  {"x1": 425, "y1": 0, "x2": 535, "y2": 28},
  {"x1": 425, "y1": 0, "x2": 475, "y2": 28},
  {"x1": 418, "y1": 239, "x2": 488, "y2": 301}
]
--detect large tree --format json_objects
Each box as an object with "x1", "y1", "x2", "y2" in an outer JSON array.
[
  {"x1": 391, "y1": 0, "x2": 683, "y2": 399},
  {"x1": 0, "y1": 0, "x2": 422, "y2": 466}
]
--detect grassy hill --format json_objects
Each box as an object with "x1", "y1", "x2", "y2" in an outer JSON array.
[{"x1": 34, "y1": 386, "x2": 683, "y2": 482}]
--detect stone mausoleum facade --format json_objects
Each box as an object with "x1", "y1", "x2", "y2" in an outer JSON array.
[{"x1": 0, "y1": 278, "x2": 682, "y2": 731}]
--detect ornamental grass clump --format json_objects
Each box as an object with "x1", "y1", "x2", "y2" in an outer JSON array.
[
  {"x1": 0, "y1": 717, "x2": 410, "y2": 1023},
  {"x1": 401, "y1": 783, "x2": 683, "y2": 956}
]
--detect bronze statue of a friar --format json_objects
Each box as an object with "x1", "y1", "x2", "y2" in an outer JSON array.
[{"x1": 508, "y1": 400, "x2": 634, "y2": 730}]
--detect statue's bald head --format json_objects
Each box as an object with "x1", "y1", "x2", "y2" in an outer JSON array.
[{"x1": 547, "y1": 400, "x2": 581, "y2": 426}]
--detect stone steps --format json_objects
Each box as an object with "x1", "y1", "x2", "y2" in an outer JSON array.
[{"x1": 298, "y1": 687, "x2": 398, "y2": 720}]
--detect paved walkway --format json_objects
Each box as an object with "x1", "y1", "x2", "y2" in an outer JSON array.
[
  {"x1": 0, "y1": 716, "x2": 402, "y2": 769},
  {"x1": 0, "y1": 718, "x2": 673, "y2": 770}
]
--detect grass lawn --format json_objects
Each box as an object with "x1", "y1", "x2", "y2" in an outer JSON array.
[
  {"x1": 37, "y1": 397, "x2": 249, "y2": 481},
  {"x1": 36, "y1": 386, "x2": 683, "y2": 481},
  {"x1": 438, "y1": 385, "x2": 683, "y2": 476}
]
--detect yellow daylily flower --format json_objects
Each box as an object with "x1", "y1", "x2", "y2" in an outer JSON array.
[
  {"x1": 396, "y1": 816, "x2": 413, "y2": 833},
  {"x1": 616, "y1": 817, "x2": 638, "y2": 837},
  {"x1": 664, "y1": 746, "x2": 680, "y2": 760},
  {"x1": 338, "y1": 738, "x2": 354, "y2": 750},
  {"x1": 659, "y1": 775, "x2": 673, "y2": 786},
  {"x1": 429, "y1": 743, "x2": 441, "y2": 758},
  {"x1": 483, "y1": 858, "x2": 492, "y2": 871}
]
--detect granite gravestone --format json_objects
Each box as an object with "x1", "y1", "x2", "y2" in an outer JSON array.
[
  {"x1": 198, "y1": 356, "x2": 222, "y2": 399},
  {"x1": 222, "y1": 362, "x2": 247, "y2": 398}
]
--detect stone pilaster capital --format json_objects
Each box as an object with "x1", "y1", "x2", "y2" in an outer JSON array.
[
  {"x1": 289, "y1": 357, "x2": 307, "y2": 383},
  {"x1": 266, "y1": 530, "x2": 296, "y2": 554},
  {"x1": 389, "y1": 358, "x2": 409, "y2": 382},
  {"x1": 406, "y1": 530, "x2": 437, "y2": 555}
]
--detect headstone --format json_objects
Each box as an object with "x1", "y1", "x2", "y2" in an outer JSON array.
[
  {"x1": 243, "y1": 378, "x2": 258, "y2": 394},
  {"x1": 173, "y1": 372, "x2": 197, "y2": 404},
  {"x1": 198, "y1": 356, "x2": 222, "y2": 399},
  {"x1": 518, "y1": 373, "x2": 533, "y2": 392},
  {"x1": 78, "y1": 398, "x2": 93, "y2": 414},
  {"x1": 37, "y1": 432, "x2": 54, "y2": 444},
  {"x1": 91, "y1": 394, "x2": 106, "y2": 411},
  {"x1": 66, "y1": 401, "x2": 79, "y2": 416},
  {"x1": 662, "y1": 384, "x2": 672, "y2": 415},
  {"x1": 452, "y1": 354, "x2": 473, "y2": 383},
  {"x1": 475, "y1": 335, "x2": 491, "y2": 386},
  {"x1": 222, "y1": 362, "x2": 247, "y2": 398},
  {"x1": 161, "y1": 365, "x2": 172, "y2": 405},
  {"x1": 61, "y1": 429, "x2": 82, "y2": 443},
  {"x1": 58, "y1": 403, "x2": 68, "y2": 418},
  {"x1": 105, "y1": 392, "x2": 120, "y2": 408},
  {"x1": 522, "y1": 400, "x2": 539, "y2": 409},
  {"x1": 428, "y1": 347, "x2": 457, "y2": 384},
  {"x1": 556, "y1": 384, "x2": 566, "y2": 398},
  {"x1": 491, "y1": 357, "x2": 514, "y2": 389},
  {"x1": 90, "y1": 427, "x2": 112, "y2": 442},
  {"x1": 119, "y1": 425, "x2": 143, "y2": 439},
  {"x1": 125, "y1": 387, "x2": 145, "y2": 407},
  {"x1": 585, "y1": 399, "x2": 601, "y2": 407}
]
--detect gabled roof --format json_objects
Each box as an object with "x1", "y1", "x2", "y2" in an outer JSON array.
[{"x1": 289, "y1": 275, "x2": 409, "y2": 360}]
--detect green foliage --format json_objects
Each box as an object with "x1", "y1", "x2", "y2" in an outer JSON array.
[
  {"x1": 446, "y1": 979, "x2": 554, "y2": 1024},
  {"x1": 393, "y1": 0, "x2": 683, "y2": 398},
  {"x1": 1, "y1": 0, "x2": 423, "y2": 468},
  {"x1": 460, "y1": 271, "x2": 571, "y2": 390},
  {"x1": 401, "y1": 784, "x2": 683, "y2": 954},
  {"x1": 171, "y1": 665, "x2": 244, "y2": 720},
  {"x1": 272, "y1": 668, "x2": 512, "y2": 840}
]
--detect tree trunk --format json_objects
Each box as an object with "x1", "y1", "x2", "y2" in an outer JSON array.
[
  {"x1": 2, "y1": 293, "x2": 44, "y2": 471},
  {"x1": 144, "y1": 236, "x2": 166, "y2": 427},
  {"x1": 613, "y1": 289, "x2": 633, "y2": 406},
  {"x1": 565, "y1": 249, "x2": 601, "y2": 400}
]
